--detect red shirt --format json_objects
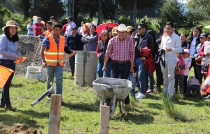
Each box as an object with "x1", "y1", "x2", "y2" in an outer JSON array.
[
  {"x1": 34, "y1": 23, "x2": 45, "y2": 36},
  {"x1": 105, "y1": 36, "x2": 135, "y2": 61},
  {"x1": 62, "y1": 24, "x2": 68, "y2": 35}
]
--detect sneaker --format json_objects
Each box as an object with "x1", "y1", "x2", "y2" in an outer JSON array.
[
  {"x1": 5, "y1": 104, "x2": 16, "y2": 112},
  {"x1": 136, "y1": 92, "x2": 146, "y2": 99},
  {"x1": 135, "y1": 92, "x2": 141, "y2": 97},
  {"x1": 146, "y1": 89, "x2": 154, "y2": 94}
]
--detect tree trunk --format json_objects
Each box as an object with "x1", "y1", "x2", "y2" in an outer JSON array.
[
  {"x1": 98, "y1": 0, "x2": 102, "y2": 25},
  {"x1": 34, "y1": 0, "x2": 40, "y2": 16},
  {"x1": 71, "y1": 0, "x2": 74, "y2": 20},
  {"x1": 68, "y1": 0, "x2": 72, "y2": 17},
  {"x1": 130, "y1": 0, "x2": 137, "y2": 27},
  {"x1": 21, "y1": 0, "x2": 30, "y2": 18},
  {"x1": 132, "y1": 0, "x2": 137, "y2": 27},
  {"x1": 114, "y1": 0, "x2": 119, "y2": 23}
]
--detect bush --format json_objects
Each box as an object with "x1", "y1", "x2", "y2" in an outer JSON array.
[{"x1": 119, "y1": 16, "x2": 130, "y2": 25}]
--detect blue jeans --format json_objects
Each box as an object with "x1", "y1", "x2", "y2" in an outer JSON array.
[
  {"x1": 47, "y1": 65, "x2": 63, "y2": 95},
  {"x1": 97, "y1": 62, "x2": 111, "y2": 77},
  {"x1": 128, "y1": 73, "x2": 136, "y2": 97},
  {"x1": 111, "y1": 61, "x2": 131, "y2": 104},
  {"x1": 135, "y1": 58, "x2": 148, "y2": 94},
  {"x1": 0, "y1": 59, "x2": 15, "y2": 105},
  {"x1": 148, "y1": 70, "x2": 154, "y2": 90}
]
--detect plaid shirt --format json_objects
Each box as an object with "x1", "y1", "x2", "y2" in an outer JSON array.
[{"x1": 105, "y1": 36, "x2": 135, "y2": 61}]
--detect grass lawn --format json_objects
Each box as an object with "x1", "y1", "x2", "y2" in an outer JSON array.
[{"x1": 0, "y1": 70, "x2": 210, "y2": 134}]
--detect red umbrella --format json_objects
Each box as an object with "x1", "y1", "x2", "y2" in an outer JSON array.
[{"x1": 96, "y1": 22, "x2": 119, "y2": 40}]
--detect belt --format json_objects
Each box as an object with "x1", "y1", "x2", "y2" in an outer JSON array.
[{"x1": 112, "y1": 60, "x2": 130, "y2": 64}]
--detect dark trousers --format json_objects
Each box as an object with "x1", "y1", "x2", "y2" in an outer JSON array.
[
  {"x1": 111, "y1": 61, "x2": 131, "y2": 104},
  {"x1": 69, "y1": 56, "x2": 75, "y2": 76},
  {"x1": 155, "y1": 62, "x2": 163, "y2": 88},
  {"x1": 175, "y1": 74, "x2": 184, "y2": 94},
  {"x1": 0, "y1": 59, "x2": 15, "y2": 105},
  {"x1": 184, "y1": 76, "x2": 188, "y2": 94},
  {"x1": 190, "y1": 58, "x2": 197, "y2": 79},
  {"x1": 195, "y1": 64, "x2": 203, "y2": 84}
]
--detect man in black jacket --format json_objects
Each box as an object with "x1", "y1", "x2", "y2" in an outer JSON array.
[
  {"x1": 134, "y1": 23, "x2": 154, "y2": 99},
  {"x1": 66, "y1": 26, "x2": 84, "y2": 77}
]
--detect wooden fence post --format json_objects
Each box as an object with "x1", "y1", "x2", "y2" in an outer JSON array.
[
  {"x1": 48, "y1": 94, "x2": 61, "y2": 134},
  {"x1": 100, "y1": 105, "x2": 110, "y2": 134}
]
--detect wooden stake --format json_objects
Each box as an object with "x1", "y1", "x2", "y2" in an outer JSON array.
[
  {"x1": 100, "y1": 105, "x2": 110, "y2": 134},
  {"x1": 48, "y1": 94, "x2": 61, "y2": 134}
]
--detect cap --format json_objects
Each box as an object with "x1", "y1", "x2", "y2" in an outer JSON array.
[
  {"x1": 50, "y1": 16, "x2": 55, "y2": 19},
  {"x1": 200, "y1": 33, "x2": 208, "y2": 38},
  {"x1": 183, "y1": 49, "x2": 189, "y2": 53},
  {"x1": 66, "y1": 16, "x2": 72, "y2": 20},
  {"x1": 37, "y1": 17, "x2": 42, "y2": 20}
]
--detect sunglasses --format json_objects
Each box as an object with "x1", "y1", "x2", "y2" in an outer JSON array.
[{"x1": 101, "y1": 35, "x2": 107, "y2": 37}]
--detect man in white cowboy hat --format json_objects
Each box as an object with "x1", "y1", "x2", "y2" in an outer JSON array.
[{"x1": 102, "y1": 24, "x2": 135, "y2": 108}]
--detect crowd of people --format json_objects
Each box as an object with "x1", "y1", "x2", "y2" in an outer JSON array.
[{"x1": 1, "y1": 14, "x2": 210, "y2": 111}]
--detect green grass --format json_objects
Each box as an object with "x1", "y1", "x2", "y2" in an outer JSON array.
[{"x1": 0, "y1": 72, "x2": 210, "y2": 134}]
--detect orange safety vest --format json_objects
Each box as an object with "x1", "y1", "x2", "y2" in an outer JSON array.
[
  {"x1": 44, "y1": 30, "x2": 53, "y2": 37},
  {"x1": 44, "y1": 35, "x2": 65, "y2": 66}
]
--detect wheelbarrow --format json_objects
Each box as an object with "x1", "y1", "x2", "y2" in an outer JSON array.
[{"x1": 92, "y1": 77, "x2": 132, "y2": 117}]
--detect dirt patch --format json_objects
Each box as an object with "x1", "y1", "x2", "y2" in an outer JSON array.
[{"x1": 2, "y1": 124, "x2": 42, "y2": 134}]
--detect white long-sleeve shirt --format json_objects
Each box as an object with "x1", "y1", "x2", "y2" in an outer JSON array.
[
  {"x1": 160, "y1": 32, "x2": 182, "y2": 60},
  {"x1": 65, "y1": 21, "x2": 76, "y2": 36}
]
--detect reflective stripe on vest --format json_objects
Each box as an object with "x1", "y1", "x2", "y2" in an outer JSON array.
[{"x1": 44, "y1": 35, "x2": 65, "y2": 66}]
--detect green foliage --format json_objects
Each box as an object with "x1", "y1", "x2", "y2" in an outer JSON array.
[
  {"x1": 187, "y1": 0, "x2": 210, "y2": 17},
  {"x1": 118, "y1": 16, "x2": 131, "y2": 25},
  {"x1": 160, "y1": 0, "x2": 186, "y2": 29},
  {"x1": 162, "y1": 93, "x2": 193, "y2": 122},
  {"x1": 0, "y1": 5, "x2": 11, "y2": 28}
]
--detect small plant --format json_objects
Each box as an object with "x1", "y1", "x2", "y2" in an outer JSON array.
[{"x1": 162, "y1": 93, "x2": 192, "y2": 122}]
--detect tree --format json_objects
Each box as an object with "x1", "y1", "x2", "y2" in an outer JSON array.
[
  {"x1": 160, "y1": 0, "x2": 187, "y2": 29},
  {"x1": 114, "y1": 0, "x2": 119, "y2": 23},
  {"x1": 98, "y1": 0, "x2": 102, "y2": 24},
  {"x1": 34, "y1": 0, "x2": 40, "y2": 16},
  {"x1": 187, "y1": 0, "x2": 210, "y2": 17}
]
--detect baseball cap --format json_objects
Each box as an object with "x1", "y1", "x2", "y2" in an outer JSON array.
[
  {"x1": 66, "y1": 16, "x2": 72, "y2": 20},
  {"x1": 200, "y1": 33, "x2": 208, "y2": 38},
  {"x1": 50, "y1": 16, "x2": 55, "y2": 19}
]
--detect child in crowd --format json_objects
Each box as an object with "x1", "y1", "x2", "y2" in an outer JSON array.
[
  {"x1": 183, "y1": 49, "x2": 192, "y2": 95},
  {"x1": 175, "y1": 51, "x2": 186, "y2": 98},
  {"x1": 26, "y1": 19, "x2": 34, "y2": 36}
]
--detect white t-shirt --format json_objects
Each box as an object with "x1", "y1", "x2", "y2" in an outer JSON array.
[
  {"x1": 26, "y1": 24, "x2": 34, "y2": 36},
  {"x1": 65, "y1": 21, "x2": 76, "y2": 36},
  {"x1": 189, "y1": 37, "x2": 197, "y2": 57}
]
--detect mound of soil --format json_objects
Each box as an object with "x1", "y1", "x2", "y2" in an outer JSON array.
[{"x1": 3, "y1": 124, "x2": 42, "y2": 134}]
